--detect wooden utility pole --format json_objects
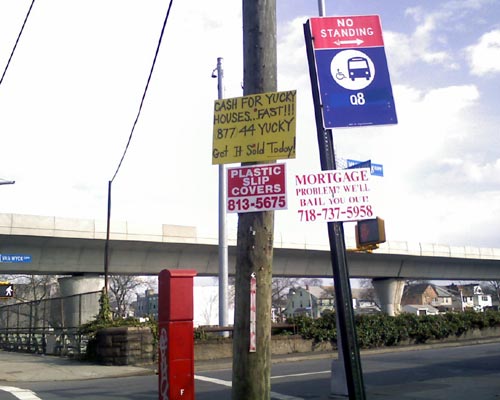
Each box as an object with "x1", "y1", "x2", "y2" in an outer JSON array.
[{"x1": 231, "y1": 1, "x2": 276, "y2": 399}]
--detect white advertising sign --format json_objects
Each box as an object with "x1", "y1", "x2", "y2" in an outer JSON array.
[{"x1": 295, "y1": 168, "x2": 375, "y2": 222}]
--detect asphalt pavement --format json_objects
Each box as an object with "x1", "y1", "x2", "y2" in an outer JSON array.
[{"x1": 0, "y1": 349, "x2": 335, "y2": 382}]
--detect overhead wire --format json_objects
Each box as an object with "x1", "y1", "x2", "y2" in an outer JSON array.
[
  {"x1": 0, "y1": 0, "x2": 36, "y2": 88},
  {"x1": 110, "y1": 0, "x2": 175, "y2": 182},
  {"x1": 104, "y1": 0, "x2": 175, "y2": 291}
]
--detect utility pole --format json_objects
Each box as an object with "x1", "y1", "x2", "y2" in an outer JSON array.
[{"x1": 232, "y1": 0, "x2": 276, "y2": 399}]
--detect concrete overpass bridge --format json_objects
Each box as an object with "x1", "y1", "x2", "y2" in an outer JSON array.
[{"x1": 1, "y1": 213, "x2": 500, "y2": 315}]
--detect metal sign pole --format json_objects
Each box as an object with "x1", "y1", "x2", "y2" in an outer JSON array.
[
  {"x1": 215, "y1": 57, "x2": 229, "y2": 333},
  {"x1": 303, "y1": 19, "x2": 366, "y2": 400}
]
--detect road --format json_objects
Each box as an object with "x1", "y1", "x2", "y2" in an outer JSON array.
[{"x1": 1, "y1": 342, "x2": 500, "y2": 399}]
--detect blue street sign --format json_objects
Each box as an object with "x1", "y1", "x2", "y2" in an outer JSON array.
[
  {"x1": 315, "y1": 47, "x2": 397, "y2": 128},
  {"x1": 309, "y1": 15, "x2": 398, "y2": 128},
  {"x1": 347, "y1": 159, "x2": 384, "y2": 177},
  {"x1": 0, "y1": 254, "x2": 32, "y2": 263},
  {"x1": 347, "y1": 159, "x2": 371, "y2": 170}
]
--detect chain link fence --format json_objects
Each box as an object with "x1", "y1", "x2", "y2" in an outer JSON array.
[{"x1": 0, "y1": 291, "x2": 101, "y2": 357}]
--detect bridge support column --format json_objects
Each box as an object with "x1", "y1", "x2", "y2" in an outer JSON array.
[
  {"x1": 58, "y1": 274, "x2": 104, "y2": 326},
  {"x1": 372, "y1": 278, "x2": 405, "y2": 316}
]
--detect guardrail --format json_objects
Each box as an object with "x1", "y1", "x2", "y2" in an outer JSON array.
[
  {"x1": 0, "y1": 327, "x2": 87, "y2": 356},
  {"x1": 0, "y1": 291, "x2": 100, "y2": 357}
]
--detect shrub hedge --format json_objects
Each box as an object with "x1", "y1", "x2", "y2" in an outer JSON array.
[
  {"x1": 83, "y1": 290, "x2": 500, "y2": 357},
  {"x1": 285, "y1": 310, "x2": 500, "y2": 349}
]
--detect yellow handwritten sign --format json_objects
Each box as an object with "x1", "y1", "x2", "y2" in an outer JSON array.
[{"x1": 212, "y1": 90, "x2": 296, "y2": 164}]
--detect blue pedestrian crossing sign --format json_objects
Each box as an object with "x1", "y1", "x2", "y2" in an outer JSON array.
[{"x1": 306, "y1": 15, "x2": 397, "y2": 128}]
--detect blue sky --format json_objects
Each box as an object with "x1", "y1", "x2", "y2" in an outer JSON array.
[{"x1": 1, "y1": 0, "x2": 500, "y2": 250}]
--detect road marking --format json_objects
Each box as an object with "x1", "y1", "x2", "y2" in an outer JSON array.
[
  {"x1": 0, "y1": 386, "x2": 42, "y2": 400},
  {"x1": 195, "y1": 375, "x2": 304, "y2": 400},
  {"x1": 271, "y1": 370, "x2": 330, "y2": 380},
  {"x1": 195, "y1": 375, "x2": 232, "y2": 388},
  {"x1": 269, "y1": 393, "x2": 304, "y2": 400}
]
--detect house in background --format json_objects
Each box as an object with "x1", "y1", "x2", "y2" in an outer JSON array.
[
  {"x1": 401, "y1": 283, "x2": 443, "y2": 315},
  {"x1": 402, "y1": 282, "x2": 492, "y2": 313},
  {"x1": 446, "y1": 284, "x2": 492, "y2": 312},
  {"x1": 402, "y1": 304, "x2": 439, "y2": 316},
  {"x1": 401, "y1": 283, "x2": 439, "y2": 308},
  {"x1": 135, "y1": 289, "x2": 158, "y2": 320},
  {"x1": 353, "y1": 299, "x2": 381, "y2": 314},
  {"x1": 402, "y1": 283, "x2": 457, "y2": 312},
  {"x1": 315, "y1": 286, "x2": 336, "y2": 315},
  {"x1": 431, "y1": 285, "x2": 455, "y2": 311},
  {"x1": 134, "y1": 286, "x2": 235, "y2": 326},
  {"x1": 351, "y1": 288, "x2": 381, "y2": 314},
  {"x1": 282, "y1": 286, "x2": 334, "y2": 319}
]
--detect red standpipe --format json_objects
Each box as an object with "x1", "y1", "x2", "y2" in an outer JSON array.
[{"x1": 158, "y1": 269, "x2": 197, "y2": 400}]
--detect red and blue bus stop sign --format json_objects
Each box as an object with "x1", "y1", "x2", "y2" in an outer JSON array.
[{"x1": 307, "y1": 15, "x2": 397, "y2": 128}]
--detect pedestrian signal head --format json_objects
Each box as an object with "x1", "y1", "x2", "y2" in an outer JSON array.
[
  {"x1": 0, "y1": 283, "x2": 14, "y2": 298},
  {"x1": 355, "y1": 217, "x2": 386, "y2": 249}
]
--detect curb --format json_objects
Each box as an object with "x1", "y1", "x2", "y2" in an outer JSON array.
[{"x1": 194, "y1": 336, "x2": 500, "y2": 372}]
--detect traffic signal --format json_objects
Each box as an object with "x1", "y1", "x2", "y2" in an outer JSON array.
[
  {"x1": 355, "y1": 217, "x2": 386, "y2": 249},
  {"x1": 0, "y1": 282, "x2": 14, "y2": 298}
]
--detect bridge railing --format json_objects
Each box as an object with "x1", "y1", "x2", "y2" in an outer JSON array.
[{"x1": 0, "y1": 291, "x2": 101, "y2": 357}]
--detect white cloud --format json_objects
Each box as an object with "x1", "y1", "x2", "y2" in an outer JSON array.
[
  {"x1": 359, "y1": 84, "x2": 480, "y2": 169},
  {"x1": 384, "y1": 7, "x2": 458, "y2": 71},
  {"x1": 382, "y1": 31, "x2": 414, "y2": 72},
  {"x1": 0, "y1": 0, "x2": 244, "y2": 226},
  {"x1": 273, "y1": 14, "x2": 495, "y2": 248},
  {"x1": 386, "y1": 2, "x2": 500, "y2": 73},
  {"x1": 1, "y1": 0, "x2": 499, "y2": 251},
  {"x1": 466, "y1": 29, "x2": 500, "y2": 76},
  {"x1": 430, "y1": 191, "x2": 500, "y2": 247},
  {"x1": 435, "y1": 158, "x2": 500, "y2": 186}
]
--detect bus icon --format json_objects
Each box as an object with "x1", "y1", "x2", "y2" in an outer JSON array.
[{"x1": 348, "y1": 57, "x2": 371, "y2": 81}]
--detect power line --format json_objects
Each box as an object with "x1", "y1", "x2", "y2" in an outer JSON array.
[
  {"x1": 111, "y1": 0, "x2": 175, "y2": 182},
  {"x1": 0, "y1": 178, "x2": 15, "y2": 186},
  {"x1": 104, "y1": 0, "x2": 175, "y2": 292},
  {"x1": 0, "y1": 0, "x2": 36, "y2": 88}
]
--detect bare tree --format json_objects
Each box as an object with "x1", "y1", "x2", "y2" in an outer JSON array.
[
  {"x1": 485, "y1": 281, "x2": 500, "y2": 304},
  {"x1": 357, "y1": 278, "x2": 377, "y2": 302},
  {"x1": 0, "y1": 274, "x2": 58, "y2": 303},
  {"x1": 109, "y1": 275, "x2": 147, "y2": 318},
  {"x1": 269, "y1": 277, "x2": 325, "y2": 319},
  {"x1": 271, "y1": 277, "x2": 300, "y2": 315},
  {"x1": 405, "y1": 279, "x2": 431, "y2": 286},
  {"x1": 0, "y1": 274, "x2": 60, "y2": 332},
  {"x1": 301, "y1": 277, "x2": 324, "y2": 287},
  {"x1": 321, "y1": 285, "x2": 335, "y2": 298},
  {"x1": 200, "y1": 291, "x2": 218, "y2": 326}
]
